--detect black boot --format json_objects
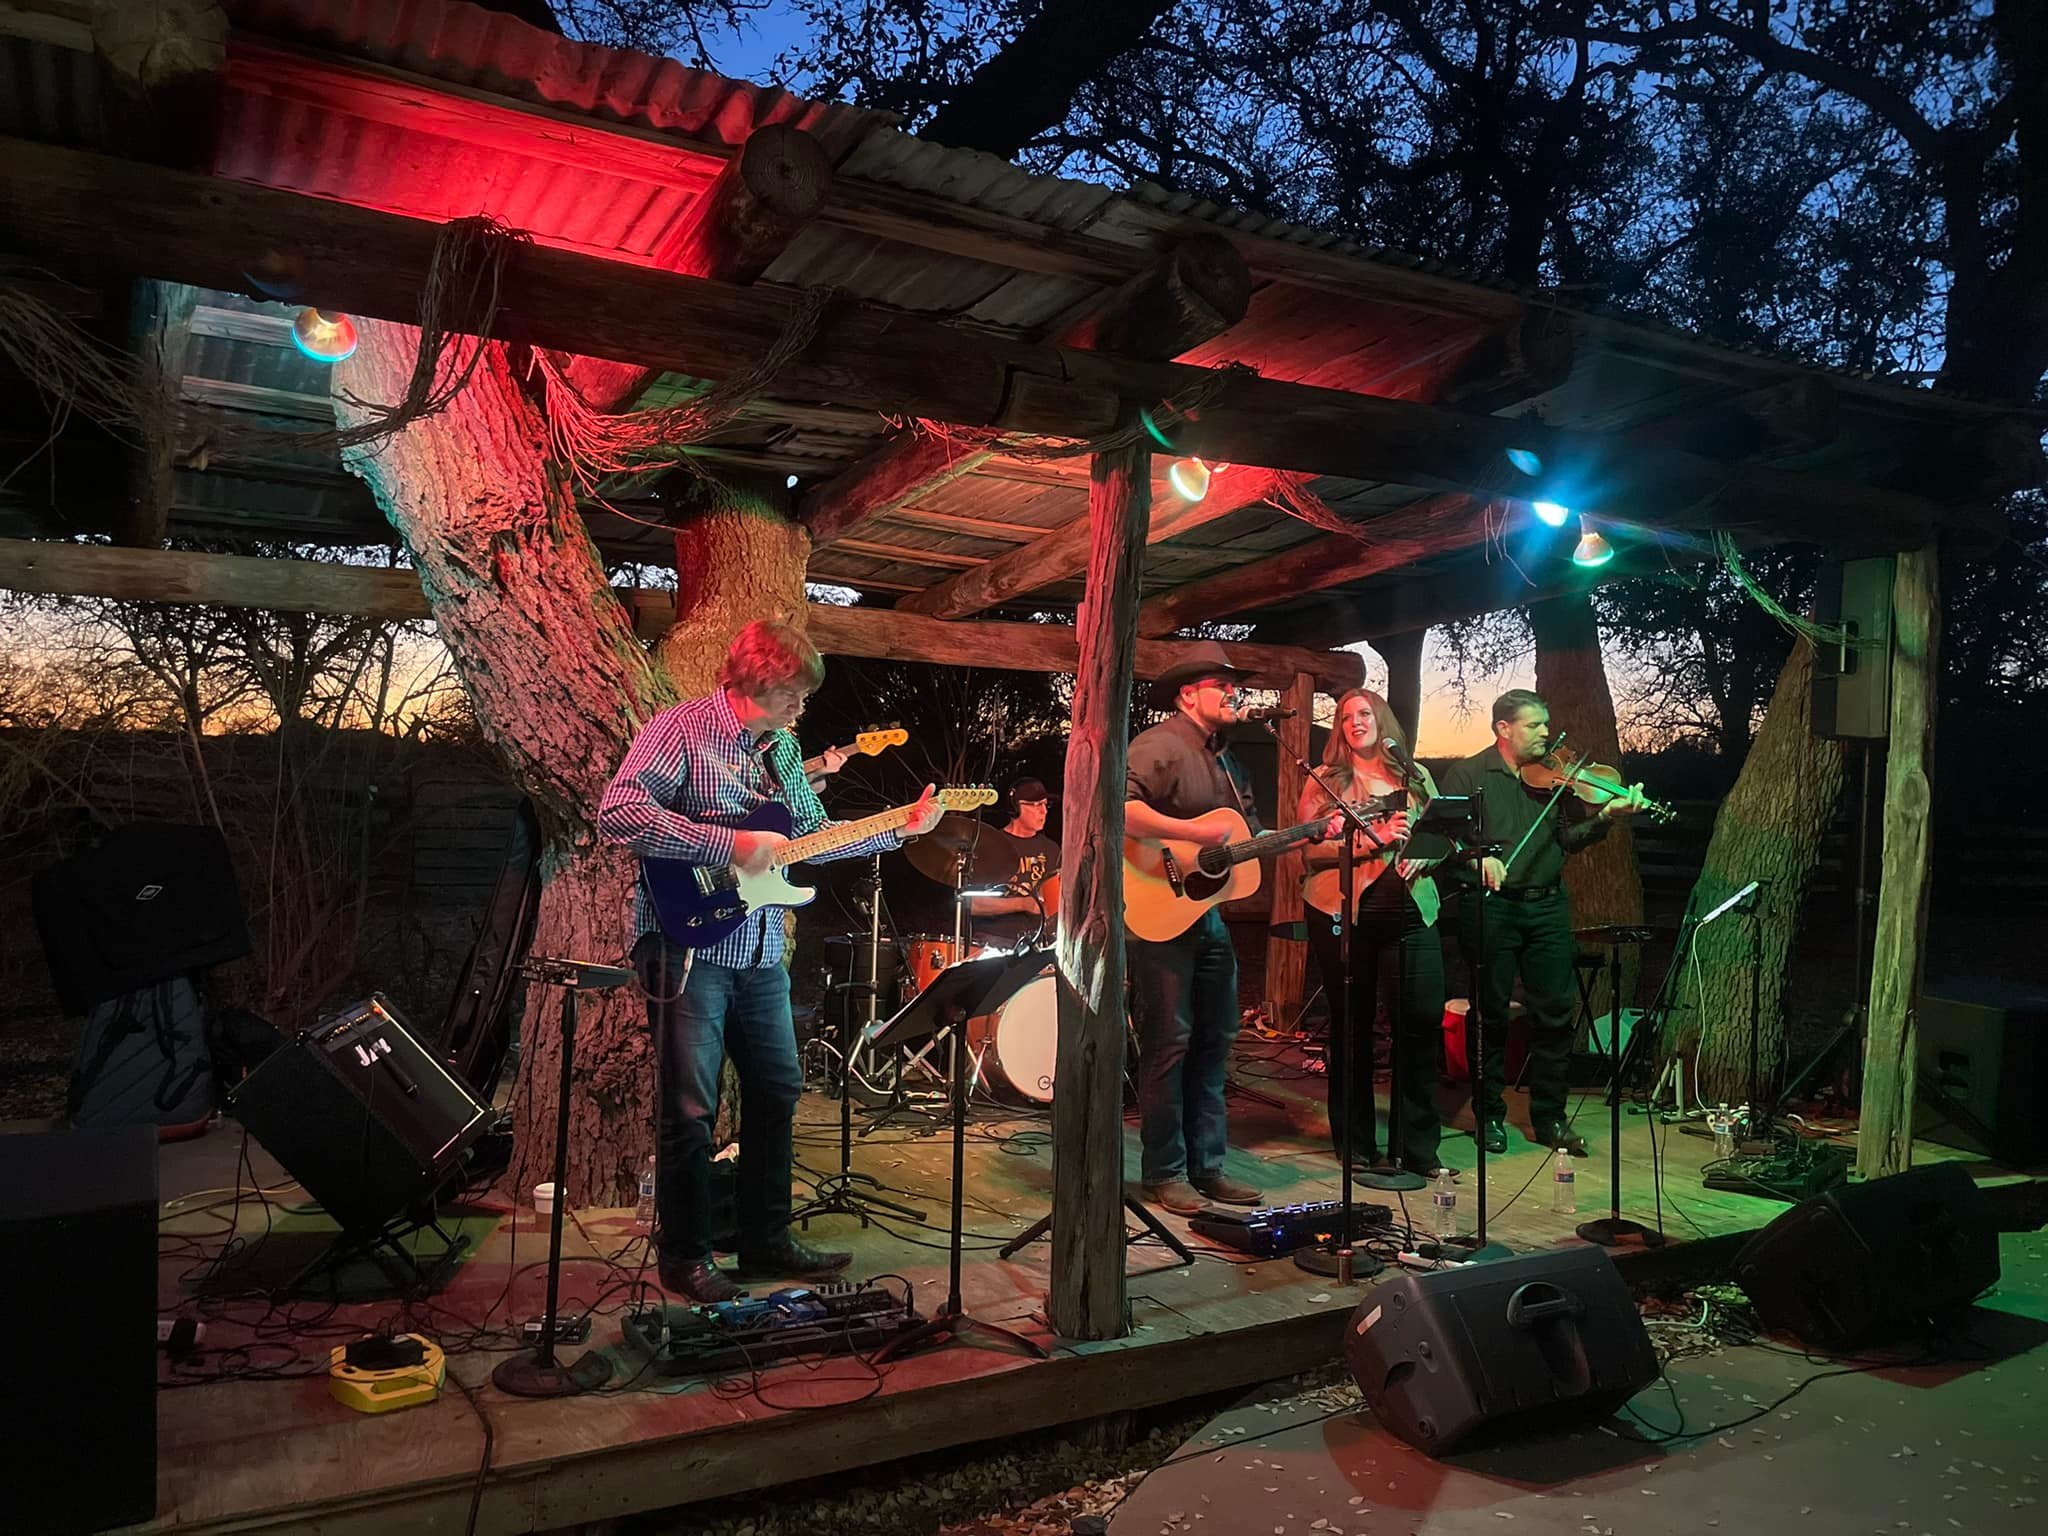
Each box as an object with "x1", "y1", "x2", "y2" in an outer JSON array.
[
  {"x1": 659, "y1": 1257, "x2": 742, "y2": 1304},
  {"x1": 737, "y1": 1233, "x2": 853, "y2": 1279}
]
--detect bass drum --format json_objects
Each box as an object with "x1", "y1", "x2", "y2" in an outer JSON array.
[{"x1": 967, "y1": 968, "x2": 1059, "y2": 1105}]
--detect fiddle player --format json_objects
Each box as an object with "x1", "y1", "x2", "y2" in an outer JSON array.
[{"x1": 1435, "y1": 690, "x2": 1644, "y2": 1158}]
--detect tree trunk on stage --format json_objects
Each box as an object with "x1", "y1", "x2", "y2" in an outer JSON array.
[
  {"x1": 1858, "y1": 548, "x2": 1940, "y2": 1179},
  {"x1": 1531, "y1": 592, "x2": 1643, "y2": 1017},
  {"x1": 653, "y1": 476, "x2": 810, "y2": 694},
  {"x1": 1665, "y1": 641, "x2": 1846, "y2": 1106},
  {"x1": 1373, "y1": 628, "x2": 1426, "y2": 748},
  {"x1": 1052, "y1": 441, "x2": 1149, "y2": 1342},
  {"x1": 337, "y1": 321, "x2": 671, "y2": 1205}
]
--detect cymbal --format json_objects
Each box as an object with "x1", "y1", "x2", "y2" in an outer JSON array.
[{"x1": 903, "y1": 816, "x2": 1021, "y2": 888}]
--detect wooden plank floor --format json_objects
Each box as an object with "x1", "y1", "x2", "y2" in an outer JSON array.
[{"x1": 136, "y1": 1045, "x2": 1992, "y2": 1535}]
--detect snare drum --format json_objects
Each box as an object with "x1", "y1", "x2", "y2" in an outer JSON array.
[
  {"x1": 903, "y1": 934, "x2": 984, "y2": 994},
  {"x1": 966, "y1": 968, "x2": 1059, "y2": 1104}
]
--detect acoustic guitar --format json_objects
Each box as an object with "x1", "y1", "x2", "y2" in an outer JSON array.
[
  {"x1": 1298, "y1": 794, "x2": 1410, "y2": 919},
  {"x1": 803, "y1": 726, "x2": 909, "y2": 780},
  {"x1": 645, "y1": 786, "x2": 997, "y2": 948},
  {"x1": 1123, "y1": 807, "x2": 1332, "y2": 943}
]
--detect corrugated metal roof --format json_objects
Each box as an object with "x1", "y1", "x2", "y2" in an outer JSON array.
[{"x1": 223, "y1": 0, "x2": 886, "y2": 156}]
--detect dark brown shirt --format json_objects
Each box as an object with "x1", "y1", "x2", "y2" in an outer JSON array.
[
  {"x1": 1125, "y1": 712, "x2": 1263, "y2": 832},
  {"x1": 1434, "y1": 744, "x2": 1609, "y2": 892}
]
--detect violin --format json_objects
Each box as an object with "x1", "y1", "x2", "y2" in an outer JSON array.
[{"x1": 1519, "y1": 746, "x2": 1678, "y2": 824}]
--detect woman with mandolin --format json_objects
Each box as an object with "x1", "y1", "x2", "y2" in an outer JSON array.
[{"x1": 1298, "y1": 689, "x2": 1453, "y2": 1180}]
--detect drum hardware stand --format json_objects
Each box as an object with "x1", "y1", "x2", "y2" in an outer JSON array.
[
  {"x1": 798, "y1": 856, "x2": 926, "y2": 1230},
  {"x1": 867, "y1": 954, "x2": 1051, "y2": 1363},
  {"x1": 492, "y1": 956, "x2": 627, "y2": 1398},
  {"x1": 1573, "y1": 925, "x2": 1666, "y2": 1250}
]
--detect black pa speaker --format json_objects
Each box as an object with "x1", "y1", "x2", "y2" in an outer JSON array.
[
  {"x1": 1916, "y1": 980, "x2": 2048, "y2": 1169},
  {"x1": 32, "y1": 821, "x2": 252, "y2": 1014},
  {"x1": 1811, "y1": 556, "x2": 1894, "y2": 739},
  {"x1": 1733, "y1": 1161, "x2": 1999, "y2": 1350},
  {"x1": 0, "y1": 1128, "x2": 158, "y2": 1532},
  {"x1": 1343, "y1": 1247, "x2": 1658, "y2": 1455},
  {"x1": 232, "y1": 994, "x2": 491, "y2": 1237}
]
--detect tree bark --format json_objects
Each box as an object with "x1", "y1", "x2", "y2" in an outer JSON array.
[
  {"x1": 1666, "y1": 641, "x2": 1846, "y2": 1105},
  {"x1": 1373, "y1": 628, "x2": 1426, "y2": 747},
  {"x1": 1051, "y1": 441, "x2": 1149, "y2": 1341},
  {"x1": 653, "y1": 475, "x2": 811, "y2": 695},
  {"x1": 1530, "y1": 591, "x2": 1643, "y2": 1018},
  {"x1": 1263, "y1": 672, "x2": 1316, "y2": 1030},
  {"x1": 1858, "y1": 547, "x2": 1940, "y2": 1178},
  {"x1": 336, "y1": 320, "x2": 671, "y2": 1205}
]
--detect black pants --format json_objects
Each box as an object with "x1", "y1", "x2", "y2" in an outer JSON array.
[
  {"x1": 1305, "y1": 894, "x2": 1445, "y2": 1168},
  {"x1": 1446, "y1": 889, "x2": 1577, "y2": 1132}
]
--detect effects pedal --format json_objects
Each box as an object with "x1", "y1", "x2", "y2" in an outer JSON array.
[
  {"x1": 522, "y1": 1315, "x2": 591, "y2": 1344},
  {"x1": 620, "y1": 1278, "x2": 922, "y2": 1377},
  {"x1": 1188, "y1": 1198, "x2": 1393, "y2": 1258}
]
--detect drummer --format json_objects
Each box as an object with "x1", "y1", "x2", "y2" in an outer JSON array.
[{"x1": 968, "y1": 777, "x2": 1061, "y2": 951}]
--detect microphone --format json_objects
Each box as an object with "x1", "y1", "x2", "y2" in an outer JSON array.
[{"x1": 1240, "y1": 704, "x2": 1297, "y2": 722}]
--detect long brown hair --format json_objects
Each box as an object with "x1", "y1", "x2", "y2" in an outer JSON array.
[{"x1": 1314, "y1": 688, "x2": 1413, "y2": 803}]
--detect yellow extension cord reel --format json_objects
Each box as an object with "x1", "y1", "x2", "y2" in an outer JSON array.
[{"x1": 329, "y1": 1333, "x2": 446, "y2": 1414}]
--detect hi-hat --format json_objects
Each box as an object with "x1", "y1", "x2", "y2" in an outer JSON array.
[{"x1": 903, "y1": 816, "x2": 1021, "y2": 888}]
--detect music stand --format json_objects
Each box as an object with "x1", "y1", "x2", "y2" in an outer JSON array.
[
  {"x1": 1573, "y1": 925, "x2": 1667, "y2": 1249},
  {"x1": 867, "y1": 953, "x2": 1050, "y2": 1362},
  {"x1": 492, "y1": 956, "x2": 629, "y2": 1399}
]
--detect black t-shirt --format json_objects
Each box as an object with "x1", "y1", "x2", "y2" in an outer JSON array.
[{"x1": 975, "y1": 830, "x2": 1059, "y2": 949}]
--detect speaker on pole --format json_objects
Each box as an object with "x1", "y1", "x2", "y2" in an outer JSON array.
[
  {"x1": 1733, "y1": 1161, "x2": 1998, "y2": 1350},
  {"x1": 1811, "y1": 556, "x2": 1894, "y2": 740},
  {"x1": 1343, "y1": 1247, "x2": 1658, "y2": 1455}
]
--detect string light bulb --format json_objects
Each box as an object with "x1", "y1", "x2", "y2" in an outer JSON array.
[
  {"x1": 1167, "y1": 457, "x2": 1212, "y2": 502},
  {"x1": 1532, "y1": 499, "x2": 1572, "y2": 528},
  {"x1": 1571, "y1": 518, "x2": 1614, "y2": 568},
  {"x1": 292, "y1": 308, "x2": 358, "y2": 363},
  {"x1": 1506, "y1": 447, "x2": 1544, "y2": 477}
]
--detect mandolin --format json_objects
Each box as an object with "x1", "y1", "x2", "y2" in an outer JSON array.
[
  {"x1": 1123, "y1": 807, "x2": 1332, "y2": 943},
  {"x1": 803, "y1": 726, "x2": 909, "y2": 779},
  {"x1": 645, "y1": 786, "x2": 997, "y2": 948}
]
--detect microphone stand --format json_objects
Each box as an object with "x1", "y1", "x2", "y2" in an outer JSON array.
[{"x1": 1261, "y1": 721, "x2": 1385, "y2": 1284}]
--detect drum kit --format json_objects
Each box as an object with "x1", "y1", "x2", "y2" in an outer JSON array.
[{"x1": 825, "y1": 812, "x2": 1060, "y2": 1109}]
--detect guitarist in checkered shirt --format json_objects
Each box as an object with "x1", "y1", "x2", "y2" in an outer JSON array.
[{"x1": 599, "y1": 619, "x2": 942, "y2": 1303}]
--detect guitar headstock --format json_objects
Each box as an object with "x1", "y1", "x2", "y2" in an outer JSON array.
[
  {"x1": 852, "y1": 727, "x2": 910, "y2": 756},
  {"x1": 935, "y1": 786, "x2": 999, "y2": 811}
]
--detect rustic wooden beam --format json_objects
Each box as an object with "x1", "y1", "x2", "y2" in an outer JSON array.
[
  {"x1": 0, "y1": 536, "x2": 430, "y2": 617},
  {"x1": 1262, "y1": 671, "x2": 1316, "y2": 1031},
  {"x1": 898, "y1": 468, "x2": 1281, "y2": 619},
  {"x1": 1438, "y1": 309, "x2": 1576, "y2": 415},
  {"x1": 553, "y1": 121, "x2": 834, "y2": 413},
  {"x1": 803, "y1": 602, "x2": 1364, "y2": 693},
  {"x1": 1137, "y1": 494, "x2": 1481, "y2": 638},
  {"x1": 1, "y1": 140, "x2": 1993, "y2": 550},
  {"x1": 1857, "y1": 546, "x2": 1940, "y2": 1179},
  {"x1": 1050, "y1": 441, "x2": 1150, "y2": 1340},
  {"x1": 126, "y1": 280, "x2": 201, "y2": 548},
  {"x1": 803, "y1": 235, "x2": 1252, "y2": 555}
]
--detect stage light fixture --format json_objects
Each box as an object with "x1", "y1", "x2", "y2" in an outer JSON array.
[
  {"x1": 1572, "y1": 519, "x2": 1615, "y2": 568},
  {"x1": 1532, "y1": 500, "x2": 1572, "y2": 528},
  {"x1": 1168, "y1": 457, "x2": 1212, "y2": 502},
  {"x1": 1507, "y1": 447, "x2": 1544, "y2": 477},
  {"x1": 292, "y1": 309, "x2": 358, "y2": 363},
  {"x1": 785, "y1": 474, "x2": 801, "y2": 489}
]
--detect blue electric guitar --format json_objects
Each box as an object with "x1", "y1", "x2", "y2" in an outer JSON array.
[{"x1": 643, "y1": 787, "x2": 997, "y2": 948}]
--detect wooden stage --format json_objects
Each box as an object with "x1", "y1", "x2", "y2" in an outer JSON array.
[{"x1": 137, "y1": 1043, "x2": 2005, "y2": 1535}]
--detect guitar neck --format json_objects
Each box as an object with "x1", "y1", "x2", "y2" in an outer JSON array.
[
  {"x1": 772, "y1": 804, "x2": 916, "y2": 865},
  {"x1": 801, "y1": 744, "x2": 849, "y2": 776},
  {"x1": 1219, "y1": 820, "x2": 1327, "y2": 867}
]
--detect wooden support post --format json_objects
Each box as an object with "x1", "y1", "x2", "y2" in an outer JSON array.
[
  {"x1": 1262, "y1": 672, "x2": 1317, "y2": 1032},
  {"x1": 1373, "y1": 629, "x2": 1426, "y2": 747},
  {"x1": 126, "y1": 280, "x2": 199, "y2": 548},
  {"x1": 1051, "y1": 440, "x2": 1150, "y2": 1342},
  {"x1": 1858, "y1": 545, "x2": 1941, "y2": 1179},
  {"x1": 89, "y1": 0, "x2": 226, "y2": 168}
]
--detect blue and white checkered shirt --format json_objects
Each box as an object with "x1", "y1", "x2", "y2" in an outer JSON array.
[{"x1": 598, "y1": 689, "x2": 901, "y2": 969}]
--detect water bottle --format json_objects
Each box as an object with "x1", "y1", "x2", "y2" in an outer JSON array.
[
  {"x1": 1551, "y1": 1145, "x2": 1577, "y2": 1214},
  {"x1": 633, "y1": 1154, "x2": 657, "y2": 1235},
  {"x1": 1711, "y1": 1103, "x2": 1735, "y2": 1160},
  {"x1": 1429, "y1": 1168, "x2": 1458, "y2": 1241}
]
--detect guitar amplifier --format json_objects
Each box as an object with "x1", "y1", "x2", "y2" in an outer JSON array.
[{"x1": 232, "y1": 995, "x2": 492, "y2": 1234}]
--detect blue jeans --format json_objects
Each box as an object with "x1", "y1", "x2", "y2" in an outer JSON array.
[
  {"x1": 634, "y1": 936, "x2": 802, "y2": 1266},
  {"x1": 1129, "y1": 907, "x2": 1240, "y2": 1184}
]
